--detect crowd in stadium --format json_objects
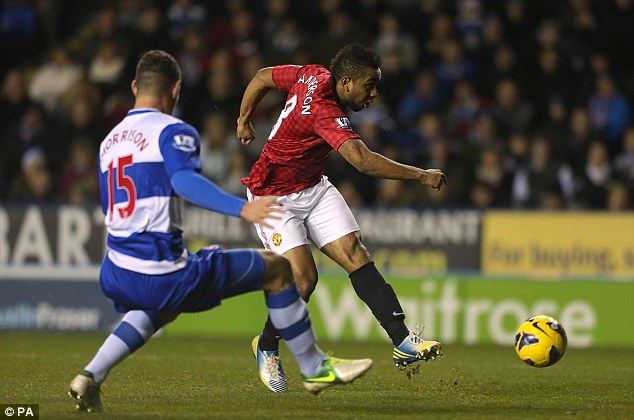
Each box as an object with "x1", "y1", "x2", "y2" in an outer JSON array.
[{"x1": 1, "y1": 0, "x2": 633, "y2": 210}]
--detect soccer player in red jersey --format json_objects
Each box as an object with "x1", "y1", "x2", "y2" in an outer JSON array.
[{"x1": 237, "y1": 43, "x2": 446, "y2": 392}]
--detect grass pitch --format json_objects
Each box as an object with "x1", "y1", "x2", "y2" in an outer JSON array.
[{"x1": 1, "y1": 332, "x2": 632, "y2": 419}]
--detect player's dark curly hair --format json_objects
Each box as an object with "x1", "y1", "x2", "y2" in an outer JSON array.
[
  {"x1": 329, "y1": 43, "x2": 381, "y2": 82},
  {"x1": 135, "y1": 50, "x2": 181, "y2": 94}
]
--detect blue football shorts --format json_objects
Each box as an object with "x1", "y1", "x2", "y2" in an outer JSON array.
[{"x1": 99, "y1": 246, "x2": 265, "y2": 314}]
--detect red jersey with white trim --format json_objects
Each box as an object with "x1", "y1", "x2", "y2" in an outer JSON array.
[{"x1": 242, "y1": 64, "x2": 361, "y2": 196}]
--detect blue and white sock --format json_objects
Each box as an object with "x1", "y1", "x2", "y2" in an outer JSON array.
[
  {"x1": 85, "y1": 310, "x2": 163, "y2": 383},
  {"x1": 266, "y1": 285, "x2": 325, "y2": 377}
]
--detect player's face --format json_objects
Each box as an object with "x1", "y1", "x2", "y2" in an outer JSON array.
[{"x1": 346, "y1": 67, "x2": 381, "y2": 112}]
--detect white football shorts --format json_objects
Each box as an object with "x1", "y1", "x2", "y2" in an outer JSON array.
[{"x1": 246, "y1": 176, "x2": 360, "y2": 254}]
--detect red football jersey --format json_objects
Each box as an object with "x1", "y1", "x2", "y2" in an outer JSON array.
[{"x1": 242, "y1": 64, "x2": 361, "y2": 196}]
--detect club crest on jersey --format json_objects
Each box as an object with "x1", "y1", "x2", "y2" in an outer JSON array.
[
  {"x1": 335, "y1": 117, "x2": 352, "y2": 130},
  {"x1": 172, "y1": 135, "x2": 196, "y2": 152},
  {"x1": 272, "y1": 233, "x2": 282, "y2": 247}
]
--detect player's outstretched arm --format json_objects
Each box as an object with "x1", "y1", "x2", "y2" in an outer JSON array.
[
  {"x1": 237, "y1": 67, "x2": 276, "y2": 145},
  {"x1": 170, "y1": 170, "x2": 282, "y2": 227},
  {"x1": 338, "y1": 138, "x2": 446, "y2": 191}
]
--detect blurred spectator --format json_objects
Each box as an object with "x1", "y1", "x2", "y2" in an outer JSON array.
[
  {"x1": 423, "y1": 14, "x2": 455, "y2": 63},
  {"x1": 397, "y1": 0, "x2": 446, "y2": 53},
  {"x1": 613, "y1": 127, "x2": 634, "y2": 188},
  {"x1": 227, "y1": 9, "x2": 263, "y2": 66},
  {"x1": 470, "y1": 145, "x2": 506, "y2": 206},
  {"x1": 375, "y1": 178, "x2": 418, "y2": 208},
  {"x1": 220, "y1": 149, "x2": 249, "y2": 197},
  {"x1": 566, "y1": 0, "x2": 598, "y2": 67},
  {"x1": 312, "y1": 11, "x2": 367, "y2": 67},
  {"x1": 455, "y1": 0, "x2": 484, "y2": 52},
  {"x1": 529, "y1": 47, "x2": 573, "y2": 127},
  {"x1": 595, "y1": 0, "x2": 634, "y2": 72},
  {"x1": 465, "y1": 111, "x2": 502, "y2": 150},
  {"x1": 420, "y1": 138, "x2": 467, "y2": 207},
  {"x1": 606, "y1": 181, "x2": 631, "y2": 211},
  {"x1": 8, "y1": 147, "x2": 54, "y2": 201},
  {"x1": 523, "y1": 135, "x2": 575, "y2": 209},
  {"x1": 88, "y1": 40, "x2": 127, "y2": 97},
  {"x1": 490, "y1": 78, "x2": 533, "y2": 138},
  {"x1": 539, "y1": 183, "x2": 565, "y2": 210},
  {"x1": 445, "y1": 79, "x2": 489, "y2": 138},
  {"x1": 70, "y1": 6, "x2": 123, "y2": 66},
  {"x1": 28, "y1": 45, "x2": 83, "y2": 113},
  {"x1": 130, "y1": 6, "x2": 174, "y2": 58},
  {"x1": 0, "y1": 68, "x2": 34, "y2": 140},
  {"x1": 588, "y1": 74, "x2": 632, "y2": 155},
  {"x1": 377, "y1": 49, "x2": 414, "y2": 110},
  {"x1": 57, "y1": 140, "x2": 99, "y2": 204},
  {"x1": 0, "y1": 0, "x2": 43, "y2": 71},
  {"x1": 503, "y1": 132, "x2": 530, "y2": 208},
  {"x1": 500, "y1": 0, "x2": 532, "y2": 60},
  {"x1": 468, "y1": 181, "x2": 495, "y2": 209},
  {"x1": 166, "y1": 0, "x2": 207, "y2": 42},
  {"x1": 199, "y1": 111, "x2": 235, "y2": 184},
  {"x1": 432, "y1": 38, "x2": 478, "y2": 99},
  {"x1": 534, "y1": 19, "x2": 563, "y2": 51},
  {"x1": 409, "y1": 112, "x2": 444, "y2": 160},
  {"x1": 575, "y1": 141, "x2": 615, "y2": 209},
  {"x1": 261, "y1": 0, "x2": 291, "y2": 38},
  {"x1": 2, "y1": 103, "x2": 50, "y2": 188},
  {"x1": 349, "y1": 96, "x2": 395, "y2": 133},
  {"x1": 51, "y1": 95, "x2": 106, "y2": 176},
  {"x1": 477, "y1": 43, "x2": 526, "y2": 100},
  {"x1": 476, "y1": 13, "x2": 504, "y2": 71},
  {"x1": 0, "y1": 68, "x2": 34, "y2": 197},
  {"x1": 560, "y1": 106, "x2": 597, "y2": 172},
  {"x1": 176, "y1": 26, "x2": 210, "y2": 90},
  {"x1": 268, "y1": 17, "x2": 304, "y2": 63},
  {"x1": 396, "y1": 70, "x2": 442, "y2": 128},
  {"x1": 374, "y1": 13, "x2": 418, "y2": 71}
]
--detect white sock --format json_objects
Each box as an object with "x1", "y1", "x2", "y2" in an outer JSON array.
[
  {"x1": 85, "y1": 311, "x2": 160, "y2": 383},
  {"x1": 266, "y1": 285, "x2": 325, "y2": 377}
]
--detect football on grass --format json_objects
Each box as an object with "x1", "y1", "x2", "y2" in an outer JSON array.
[{"x1": 514, "y1": 315, "x2": 567, "y2": 367}]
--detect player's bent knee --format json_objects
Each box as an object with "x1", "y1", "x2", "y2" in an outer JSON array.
[
  {"x1": 296, "y1": 281, "x2": 316, "y2": 301},
  {"x1": 341, "y1": 239, "x2": 372, "y2": 272}
]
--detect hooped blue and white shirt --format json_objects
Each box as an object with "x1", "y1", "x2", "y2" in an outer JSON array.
[{"x1": 98, "y1": 108, "x2": 200, "y2": 275}]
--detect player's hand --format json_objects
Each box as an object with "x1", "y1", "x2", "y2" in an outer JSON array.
[
  {"x1": 237, "y1": 117, "x2": 256, "y2": 145},
  {"x1": 422, "y1": 169, "x2": 447, "y2": 191},
  {"x1": 240, "y1": 197, "x2": 284, "y2": 228}
]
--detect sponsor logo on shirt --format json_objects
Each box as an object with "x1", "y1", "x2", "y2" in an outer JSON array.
[
  {"x1": 172, "y1": 135, "x2": 196, "y2": 152},
  {"x1": 335, "y1": 117, "x2": 353, "y2": 130}
]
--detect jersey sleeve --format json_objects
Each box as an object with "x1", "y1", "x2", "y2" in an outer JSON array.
[
  {"x1": 314, "y1": 104, "x2": 362, "y2": 150},
  {"x1": 272, "y1": 65, "x2": 303, "y2": 92},
  {"x1": 158, "y1": 122, "x2": 201, "y2": 178}
]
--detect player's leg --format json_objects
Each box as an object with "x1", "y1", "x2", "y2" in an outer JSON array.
[
  {"x1": 301, "y1": 179, "x2": 408, "y2": 342},
  {"x1": 257, "y1": 245, "x2": 317, "y2": 350},
  {"x1": 69, "y1": 310, "x2": 177, "y2": 412},
  {"x1": 246, "y1": 189, "x2": 318, "y2": 391},
  {"x1": 311, "y1": 182, "x2": 441, "y2": 369},
  {"x1": 322, "y1": 233, "x2": 441, "y2": 369},
  {"x1": 223, "y1": 248, "x2": 372, "y2": 394}
]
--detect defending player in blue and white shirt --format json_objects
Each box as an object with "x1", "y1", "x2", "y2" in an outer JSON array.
[{"x1": 68, "y1": 50, "x2": 372, "y2": 412}]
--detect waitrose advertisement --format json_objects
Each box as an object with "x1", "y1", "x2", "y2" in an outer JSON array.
[{"x1": 166, "y1": 275, "x2": 633, "y2": 348}]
